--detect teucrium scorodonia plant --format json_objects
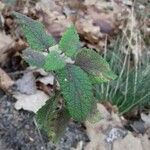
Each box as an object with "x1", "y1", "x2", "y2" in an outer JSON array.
[{"x1": 13, "y1": 12, "x2": 117, "y2": 141}]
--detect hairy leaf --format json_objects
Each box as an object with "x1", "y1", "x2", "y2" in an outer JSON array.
[
  {"x1": 13, "y1": 12, "x2": 55, "y2": 51},
  {"x1": 75, "y1": 48, "x2": 117, "y2": 83},
  {"x1": 59, "y1": 25, "x2": 80, "y2": 57},
  {"x1": 23, "y1": 48, "x2": 45, "y2": 68},
  {"x1": 57, "y1": 64, "x2": 94, "y2": 121},
  {"x1": 36, "y1": 96, "x2": 70, "y2": 142},
  {"x1": 44, "y1": 51, "x2": 65, "y2": 71}
]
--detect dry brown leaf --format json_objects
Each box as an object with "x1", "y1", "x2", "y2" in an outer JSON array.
[
  {"x1": 113, "y1": 133, "x2": 143, "y2": 150},
  {"x1": 15, "y1": 72, "x2": 37, "y2": 95},
  {"x1": 35, "y1": 0, "x2": 130, "y2": 51},
  {"x1": 85, "y1": 103, "x2": 150, "y2": 150},
  {"x1": 13, "y1": 90, "x2": 49, "y2": 113},
  {"x1": 37, "y1": 73, "x2": 54, "y2": 85},
  {"x1": 85, "y1": 104, "x2": 122, "y2": 150},
  {"x1": 36, "y1": 81, "x2": 52, "y2": 96},
  {"x1": 75, "y1": 0, "x2": 128, "y2": 50},
  {"x1": 36, "y1": 74, "x2": 54, "y2": 95},
  {"x1": 80, "y1": 0, "x2": 133, "y2": 50},
  {"x1": 0, "y1": 32, "x2": 14, "y2": 65},
  {"x1": 0, "y1": 68, "x2": 14, "y2": 91},
  {"x1": 12, "y1": 69, "x2": 52, "y2": 113},
  {"x1": 36, "y1": 0, "x2": 71, "y2": 38}
]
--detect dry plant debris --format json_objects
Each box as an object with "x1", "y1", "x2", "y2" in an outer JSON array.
[
  {"x1": 85, "y1": 104, "x2": 150, "y2": 150},
  {"x1": 12, "y1": 70, "x2": 54, "y2": 113},
  {"x1": 34, "y1": 0, "x2": 135, "y2": 51},
  {"x1": 0, "y1": 0, "x2": 149, "y2": 149},
  {"x1": 37, "y1": 73, "x2": 54, "y2": 85},
  {"x1": 0, "y1": 32, "x2": 14, "y2": 65},
  {"x1": 14, "y1": 90, "x2": 49, "y2": 113},
  {"x1": 15, "y1": 72, "x2": 37, "y2": 94},
  {"x1": 0, "y1": 68, "x2": 14, "y2": 91}
]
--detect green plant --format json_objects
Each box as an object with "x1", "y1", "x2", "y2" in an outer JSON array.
[
  {"x1": 13, "y1": 12, "x2": 117, "y2": 141},
  {"x1": 95, "y1": 36, "x2": 150, "y2": 114}
]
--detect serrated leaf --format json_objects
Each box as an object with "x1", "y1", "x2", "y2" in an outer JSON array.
[
  {"x1": 23, "y1": 48, "x2": 46, "y2": 68},
  {"x1": 57, "y1": 64, "x2": 94, "y2": 121},
  {"x1": 13, "y1": 12, "x2": 55, "y2": 51},
  {"x1": 44, "y1": 51, "x2": 66, "y2": 71},
  {"x1": 75, "y1": 48, "x2": 117, "y2": 83},
  {"x1": 36, "y1": 96, "x2": 70, "y2": 142},
  {"x1": 59, "y1": 25, "x2": 80, "y2": 57}
]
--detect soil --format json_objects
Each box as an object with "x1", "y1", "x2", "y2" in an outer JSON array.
[{"x1": 0, "y1": 90, "x2": 89, "y2": 150}]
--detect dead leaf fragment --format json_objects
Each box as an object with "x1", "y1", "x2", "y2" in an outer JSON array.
[
  {"x1": 85, "y1": 103, "x2": 150, "y2": 150},
  {"x1": 113, "y1": 133, "x2": 143, "y2": 150},
  {"x1": 0, "y1": 32, "x2": 14, "y2": 65},
  {"x1": 14, "y1": 90, "x2": 49, "y2": 113},
  {"x1": 36, "y1": 81, "x2": 52, "y2": 95},
  {"x1": 36, "y1": 0, "x2": 71, "y2": 38},
  {"x1": 0, "y1": 68, "x2": 14, "y2": 91},
  {"x1": 37, "y1": 73, "x2": 54, "y2": 85},
  {"x1": 141, "y1": 112, "x2": 150, "y2": 128},
  {"x1": 15, "y1": 72, "x2": 37, "y2": 95}
]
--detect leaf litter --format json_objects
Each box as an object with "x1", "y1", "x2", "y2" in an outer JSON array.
[
  {"x1": 0, "y1": 68, "x2": 14, "y2": 91},
  {"x1": 12, "y1": 70, "x2": 55, "y2": 113},
  {"x1": 0, "y1": 0, "x2": 150, "y2": 149},
  {"x1": 14, "y1": 90, "x2": 49, "y2": 113},
  {"x1": 14, "y1": 72, "x2": 36, "y2": 94},
  {"x1": 0, "y1": 32, "x2": 15, "y2": 66},
  {"x1": 85, "y1": 103, "x2": 150, "y2": 150}
]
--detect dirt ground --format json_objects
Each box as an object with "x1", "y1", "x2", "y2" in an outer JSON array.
[{"x1": 0, "y1": 89, "x2": 89, "y2": 150}]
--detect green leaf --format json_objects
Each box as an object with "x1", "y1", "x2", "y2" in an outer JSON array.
[
  {"x1": 57, "y1": 64, "x2": 94, "y2": 121},
  {"x1": 44, "y1": 51, "x2": 66, "y2": 71},
  {"x1": 13, "y1": 12, "x2": 55, "y2": 51},
  {"x1": 23, "y1": 48, "x2": 46, "y2": 68},
  {"x1": 36, "y1": 96, "x2": 70, "y2": 142},
  {"x1": 59, "y1": 25, "x2": 80, "y2": 57},
  {"x1": 75, "y1": 48, "x2": 117, "y2": 83}
]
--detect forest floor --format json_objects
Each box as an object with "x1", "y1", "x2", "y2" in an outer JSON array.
[{"x1": 0, "y1": 0, "x2": 150, "y2": 150}]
